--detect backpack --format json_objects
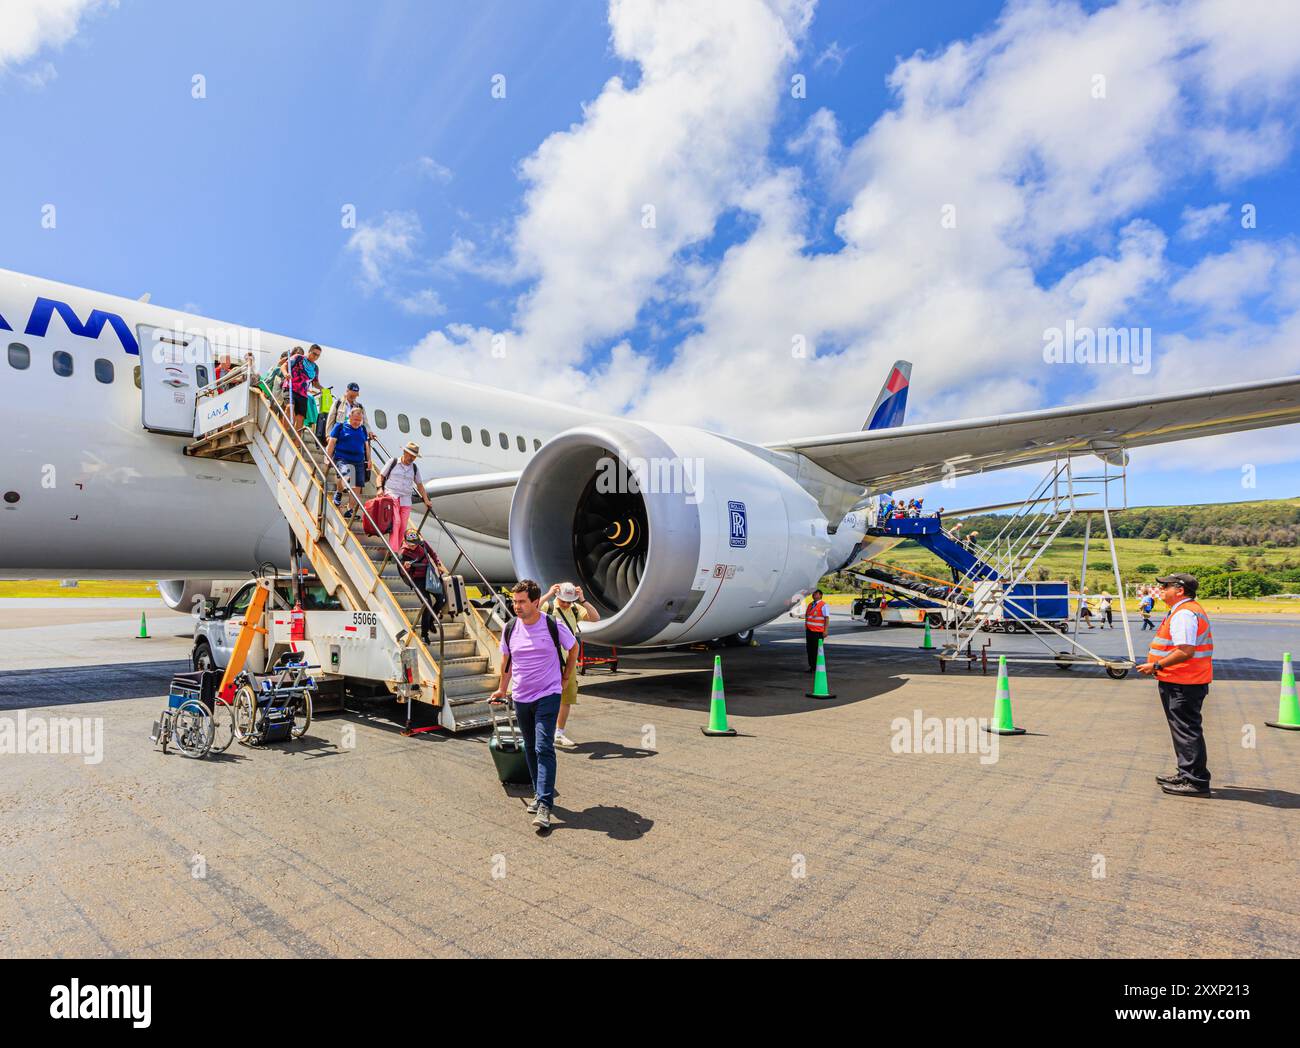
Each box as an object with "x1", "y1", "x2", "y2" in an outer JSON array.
[{"x1": 503, "y1": 615, "x2": 566, "y2": 673}]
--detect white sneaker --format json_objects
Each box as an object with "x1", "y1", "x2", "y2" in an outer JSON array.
[{"x1": 554, "y1": 731, "x2": 577, "y2": 750}]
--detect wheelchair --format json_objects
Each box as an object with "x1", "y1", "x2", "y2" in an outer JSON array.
[
  {"x1": 152, "y1": 670, "x2": 236, "y2": 759},
  {"x1": 231, "y1": 651, "x2": 317, "y2": 746}
]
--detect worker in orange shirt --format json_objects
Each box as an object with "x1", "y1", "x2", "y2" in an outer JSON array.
[
  {"x1": 1137, "y1": 573, "x2": 1214, "y2": 797},
  {"x1": 804, "y1": 589, "x2": 829, "y2": 672}
]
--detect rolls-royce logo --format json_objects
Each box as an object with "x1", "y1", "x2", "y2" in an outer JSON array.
[{"x1": 728, "y1": 501, "x2": 747, "y2": 548}]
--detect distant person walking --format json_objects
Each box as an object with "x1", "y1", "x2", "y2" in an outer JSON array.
[
  {"x1": 540, "y1": 581, "x2": 600, "y2": 750},
  {"x1": 1139, "y1": 587, "x2": 1156, "y2": 630},
  {"x1": 1137, "y1": 573, "x2": 1214, "y2": 797},
  {"x1": 804, "y1": 589, "x2": 829, "y2": 671},
  {"x1": 1078, "y1": 588, "x2": 1095, "y2": 629},
  {"x1": 1099, "y1": 594, "x2": 1113, "y2": 629},
  {"x1": 490, "y1": 579, "x2": 578, "y2": 832}
]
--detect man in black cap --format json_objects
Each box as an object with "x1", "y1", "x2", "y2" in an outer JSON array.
[{"x1": 1137, "y1": 573, "x2": 1214, "y2": 796}]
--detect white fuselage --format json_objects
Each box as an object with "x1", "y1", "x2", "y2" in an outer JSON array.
[{"x1": 1, "y1": 269, "x2": 603, "y2": 579}]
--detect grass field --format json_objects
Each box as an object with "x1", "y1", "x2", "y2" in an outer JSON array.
[{"x1": 0, "y1": 580, "x2": 160, "y2": 598}]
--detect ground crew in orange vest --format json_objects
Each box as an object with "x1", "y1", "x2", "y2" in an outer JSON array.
[
  {"x1": 1137, "y1": 573, "x2": 1214, "y2": 796},
  {"x1": 804, "y1": 589, "x2": 829, "y2": 672}
]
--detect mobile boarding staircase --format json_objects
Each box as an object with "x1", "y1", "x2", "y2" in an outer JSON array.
[
  {"x1": 185, "y1": 363, "x2": 509, "y2": 731},
  {"x1": 869, "y1": 458, "x2": 1135, "y2": 677}
]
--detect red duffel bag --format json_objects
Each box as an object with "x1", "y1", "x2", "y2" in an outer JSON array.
[{"x1": 363, "y1": 493, "x2": 396, "y2": 537}]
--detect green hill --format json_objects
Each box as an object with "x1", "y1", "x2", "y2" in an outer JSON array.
[{"x1": 828, "y1": 496, "x2": 1300, "y2": 597}]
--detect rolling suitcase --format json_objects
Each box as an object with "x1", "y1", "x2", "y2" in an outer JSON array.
[
  {"x1": 488, "y1": 699, "x2": 532, "y2": 786},
  {"x1": 442, "y1": 573, "x2": 468, "y2": 616}
]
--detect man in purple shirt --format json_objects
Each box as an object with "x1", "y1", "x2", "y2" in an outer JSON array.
[{"x1": 491, "y1": 579, "x2": 577, "y2": 831}]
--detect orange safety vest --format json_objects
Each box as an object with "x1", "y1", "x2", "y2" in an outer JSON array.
[
  {"x1": 805, "y1": 599, "x2": 828, "y2": 634},
  {"x1": 1147, "y1": 598, "x2": 1213, "y2": 684}
]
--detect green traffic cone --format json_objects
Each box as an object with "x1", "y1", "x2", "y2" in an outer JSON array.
[
  {"x1": 1267, "y1": 652, "x2": 1300, "y2": 731},
  {"x1": 920, "y1": 619, "x2": 934, "y2": 650},
  {"x1": 806, "y1": 639, "x2": 836, "y2": 699},
  {"x1": 135, "y1": 611, "x2": 150, "y2": 639},
  {"x1": 701, "y1": 654, "x2": 737, "y2": 736},
  {"x1": 982, "y1": 655, "x2": 1025, "y2": 736}
]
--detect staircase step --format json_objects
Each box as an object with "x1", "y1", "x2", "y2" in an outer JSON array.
[
  {"x1": 444, "y1": 701, "x2": 498, "y2": 732},
  {"x1": 442, "y1": 672, "x2": 499, "y2": 698},
  {"x1": 440, "y1": 653, "x2": 490, "y2": 675},
  {"x1": 426, "y1": 640, "x2": 480, "y2": 660}
]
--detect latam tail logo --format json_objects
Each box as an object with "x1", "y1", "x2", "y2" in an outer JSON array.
[
  {"x1": 0, "y1": 297, "x2": 139, "y2": 355},
  {"x1": 865, "y1": 359, "x2": 911, "y2": 431}
]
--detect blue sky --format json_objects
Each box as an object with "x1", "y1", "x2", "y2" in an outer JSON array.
[{"x1": 3, "y1": 0, "x2": 1300, "y2": 511}]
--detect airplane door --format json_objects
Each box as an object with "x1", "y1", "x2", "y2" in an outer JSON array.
[{"x1": 137, "y1": 324, "x2": 211, "y2": 435}]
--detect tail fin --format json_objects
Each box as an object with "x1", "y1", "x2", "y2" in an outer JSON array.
[{"x1": 863, "y1": 360, "x2": 911, "y2": 431}]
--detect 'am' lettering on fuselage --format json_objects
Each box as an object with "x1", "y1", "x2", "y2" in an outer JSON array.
[{"x1": 0, "y1": 297, "x2": 139, "y2": 355}]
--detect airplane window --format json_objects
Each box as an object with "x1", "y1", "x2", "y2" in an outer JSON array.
[
  {"x1": 94, "y1": 359, "x2": 114, "y2": 384},
  {"x1": 461, "y1": 425, "x2": 472, "y2": 443},
  {"x1": 7, "y1": 343, "x2": 30, "y2": 370},
  {"x1": 374, "y1": 409, "x2": 388, "y2": 429},
  {"x1": 398, "y1": 414, "x2": 410, "y2": 433},
  {"x1": 533, "y1": 439, "x2": 541, "y2": 451},
  {"x1": 420, "y1": 418, "x2": 431, "y2": 437},
  {"x1": 517, "y1": 435, "x2": 526, "y2": 452},
  {"x1": 499, "y1": 432, "x2": 509, "y2": 450},
  {"x1": 442, "y1": 422, "x2": 452, "y2": 440},
  {"x1": 133, "y1": 365, "x2": 141, "y2": 389},
  {"x1": 480, "y1": 429, "x2": 491, "y2": 447},
  {"x1": 53, "y1": 351, "x2": 73, "y2": 377},
  {"x1": 195, "y1": 365, "x2": 210, "y2": 387}
]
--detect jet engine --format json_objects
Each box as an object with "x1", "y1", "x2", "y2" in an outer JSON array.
[{"x1": 509, "y1": 422, "x2": 831, "y2": 646}]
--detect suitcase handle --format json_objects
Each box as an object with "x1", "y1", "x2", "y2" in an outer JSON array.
[{"x1": 488, "y1": 695, "x2": 519, "y2": 743}]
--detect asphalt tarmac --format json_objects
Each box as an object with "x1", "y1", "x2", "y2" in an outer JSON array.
[{"x1": 1, "y1": 601, "x2": 1297, "y2": 957}]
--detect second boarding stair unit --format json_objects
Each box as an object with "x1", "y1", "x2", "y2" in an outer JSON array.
[
  {"x1": 867, "y1": 457, "x2": 1136, "y2": 678},
  {"x1": 185, "y1": 362, "x2": 510, "y2": 732}
]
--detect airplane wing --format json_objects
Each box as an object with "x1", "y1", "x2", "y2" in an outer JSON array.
[
  {"x1": 767, "y1": 375, "x2": 1300, "y2": 493},
  {"x1": 423, "y1": 470, "x2": 520, "y2": 500}
]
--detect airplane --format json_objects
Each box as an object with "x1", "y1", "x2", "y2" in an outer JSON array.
[{"x1": 4, "y1": 266, "x2": 1300, "y2": 648}]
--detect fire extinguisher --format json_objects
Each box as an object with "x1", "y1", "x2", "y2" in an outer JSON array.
[{"x1": 290, "y1": 601, "x2": 306, "y2": 641}]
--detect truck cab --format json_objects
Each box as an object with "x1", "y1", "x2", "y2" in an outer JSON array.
[{"x1": 192, "y1": 576, "x2": 342, "y2": 672}]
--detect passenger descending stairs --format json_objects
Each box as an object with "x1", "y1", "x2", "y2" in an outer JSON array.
[{"x1": 185, "y1": 380, "x2": 504, "y2": 731}]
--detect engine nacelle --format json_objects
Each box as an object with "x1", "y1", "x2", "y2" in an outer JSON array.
[
  {"x1": 157, "y1": 579, "x2": 242, "y2": 615},
  {"x1": 509, "y1": 422, "x2": 831, "y2": 646}
]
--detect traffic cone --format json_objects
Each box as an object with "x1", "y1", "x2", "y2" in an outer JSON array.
[
  {"x1": 135, "y1": 611, "x2": 150, "y2": 639},
  {"x1": 805, "y1": 639, "x2": 836, "y2": 699},
  {"x1": 1266, "y1": 652, "x2": 1300, "y2": 731},
  {"x1": 981, "y1": 655, "x2": 1025, "y2": 736},
  {"x1": 701, "y1": 655, "x2": 737, "y2": 736},
  {"x1": 920, "y1": 620, "x2": 934, "y2": 650}
]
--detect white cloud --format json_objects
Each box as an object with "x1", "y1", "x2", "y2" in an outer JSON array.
[
  {"x1": 404, "y1": 0, "x2": 1300, "y2": 475},
  {"x1": 414, "y1": 156, "x2": 453, "y2": 183},
  {"x1": 1178, "y1": 202, "x2": 1230, "y2": 240},
  {"x1": 347, "y1": 211, "x2": 422, "y2": 293},
  {"x1": 0, "y1": 0, "x2": 112, "y2": 75},
  {"x1": 396, "y1": 288, "x2": 447, "y2": 317},
  {"x1": 1170, "y1": 240, "x2": 1285, "y2": 315}
]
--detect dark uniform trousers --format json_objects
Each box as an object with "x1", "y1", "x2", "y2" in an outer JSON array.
[
  {"x1": 806, "y1": 630, "x2": 823, "y2": 671},
  {"x1": 1158, "y1": 680, "x2": 1211, "y2": 788}
]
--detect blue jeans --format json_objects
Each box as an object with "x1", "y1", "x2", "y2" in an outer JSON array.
[{"x1": 515, "y1": 693, "x2": 561, "y2": 808}]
